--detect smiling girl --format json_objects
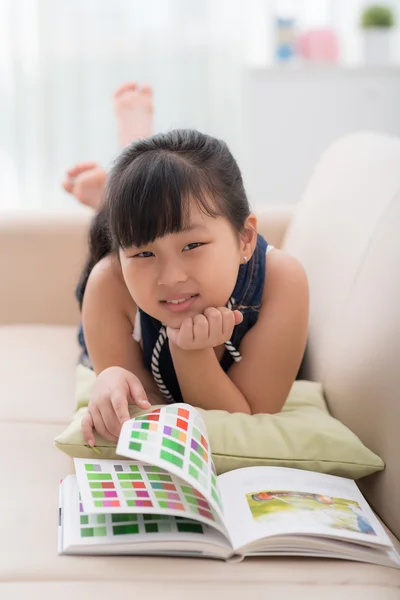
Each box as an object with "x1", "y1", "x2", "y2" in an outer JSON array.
[{"x1": 77, "y1": 129, "x2": 309, "y2": 446}]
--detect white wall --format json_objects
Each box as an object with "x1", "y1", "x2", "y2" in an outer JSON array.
[{"x1": 240, "y1": 66, "x2": 400, "y2": 209}]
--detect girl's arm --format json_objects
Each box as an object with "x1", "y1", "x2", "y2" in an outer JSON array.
[
  {"x1": 170, "y1": 249, "x2": 309, "y2": 414},
  {"x1": 82, "y1": 254, "x2": 161, "y2": 401}
]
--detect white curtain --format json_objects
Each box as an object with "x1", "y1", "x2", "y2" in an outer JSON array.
[{"x1": 0, "y1": 0, "x2": 399, "y2": 210}]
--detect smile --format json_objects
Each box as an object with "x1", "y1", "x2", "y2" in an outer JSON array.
[{"x1": 161, "y1": 295, "x2": 199, "y2": 312}]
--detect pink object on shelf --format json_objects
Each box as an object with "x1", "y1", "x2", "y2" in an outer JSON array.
[{"x1": 297, "y1": 28, "x2": 339, "y2": 62}]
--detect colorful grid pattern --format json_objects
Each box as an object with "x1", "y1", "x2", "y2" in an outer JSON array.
[
  {"x1": 85, "y1": 463, "x2": 121, "y2": 509},
  {"x1": 79, "y1": 498, "x2": 108, "y2": 537},
  {"x1": 78, "y1": 496, "x2": 206, "y2": 538},
  {"x1": 75, "y1": 459, "x2": 222, "y2": 529},
  {"x1": 116, "y1": 404, "x2": 223, "y2": 516},
  {"x1": 129, "y1": 408, "x2": 160, "y2": 452}
]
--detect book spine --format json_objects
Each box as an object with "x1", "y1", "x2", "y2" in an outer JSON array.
[{"x1": 57, "y1": 478, "x2": 63, "y2": 554}]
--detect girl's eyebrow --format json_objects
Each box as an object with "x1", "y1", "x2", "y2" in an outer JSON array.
[{"x1": 180, "y1": 223, "x2": 208, "y2": 232}]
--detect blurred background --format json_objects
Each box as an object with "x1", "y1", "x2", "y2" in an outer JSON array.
[{"x1": 1, "y1": 0, "x2": 400, "y2": 212}]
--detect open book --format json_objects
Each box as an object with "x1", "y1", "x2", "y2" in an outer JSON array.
[{"x1": 59, "y1": 404, "x2": 400, "y2": 567}]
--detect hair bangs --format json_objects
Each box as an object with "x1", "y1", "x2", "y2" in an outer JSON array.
[{"x1": 107, "y1": 150, "x2": 221, "y2": 249}]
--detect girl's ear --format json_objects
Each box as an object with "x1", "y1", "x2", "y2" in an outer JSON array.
[{"x1": 240, "y1": 213, "x2": 258, "y2": 261}]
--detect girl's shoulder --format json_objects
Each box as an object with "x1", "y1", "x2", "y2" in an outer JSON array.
[
  {"x1": 263, "y1": 247, "x2": 308, "y2": 304},
  {"x1": 85, "y1": 253, "x2": 137, "y2": 325}
]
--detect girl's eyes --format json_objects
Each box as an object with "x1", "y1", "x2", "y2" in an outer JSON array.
[
  {"x1": 133, "y1": 243, "x2": 203, "y2": 258},
  {"x1": 135, "y1": 251, "x2": 154, "y2": 258},
  {"x1": 182, "y1": 242, "x2": 203, "y2": 251}
]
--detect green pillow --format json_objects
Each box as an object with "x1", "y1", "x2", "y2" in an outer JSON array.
[{"x1": 54, "y1": 365, "x2": 384, "y2": 480}]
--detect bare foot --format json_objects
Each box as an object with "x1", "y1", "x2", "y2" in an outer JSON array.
[
  {"x1": 113, "y1": 81, "x2": 153, "y2": 148},
  {"x1": 62, "y1": 162, "x2": 108, "y2": 210}
]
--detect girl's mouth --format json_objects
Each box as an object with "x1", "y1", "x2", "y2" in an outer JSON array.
[{"x1": 161, "y1": 294, "x2": 199, "y2": 313}]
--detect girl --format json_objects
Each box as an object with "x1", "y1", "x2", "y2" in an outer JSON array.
[{"x1": 78, "y1": 129, "x2": 309, "y2": 447}]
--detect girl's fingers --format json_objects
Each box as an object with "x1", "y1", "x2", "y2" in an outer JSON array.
[
  {"x1": 203, "y1": 307, "x2": 222, "y2": 344},
  {"x1": 90, "y1": 405, "x2": 118, "y2": 443},
  {"x1": 193, "y1": 314, "x2": 209, "y2": 346},
  {"x1": 101, "y1": 400, "x2": 125, "y2": 438},
  {"x1": 110, "y1": 390, "x2": 131, "y2": 425},
  {"x1": 166, "y1": 326, "x2": 180, "y2": 345},
  {"x1": 180, "y1": 317, "x2": 195, "y2": 347},
  {"x1": 219, "y1": 307, "x2": 236, "y2": 338},
  {"x1": 233, "y1": 309, "x2": 244, "y2": 325},
  {"x1": 126, "y1": 374, "x2": 151, "y2": 409},
  {"x1": 81, "y1": 411, "x2": 95, "y2": 446}
]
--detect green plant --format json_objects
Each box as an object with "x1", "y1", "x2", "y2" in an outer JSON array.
[{"x1": 361, "y1": 5, "x2": 395, "y2": 28}]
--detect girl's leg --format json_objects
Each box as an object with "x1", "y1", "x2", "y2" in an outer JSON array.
[
  {"x1": 63, "y1": 82, "x2": 154, "y2": 210},
  {"x1": 113, "y1": 82, "x2": 153, "y2": 148},
  {"x1": 62, "y1": 163, "x2": 108, "y2": 211}
]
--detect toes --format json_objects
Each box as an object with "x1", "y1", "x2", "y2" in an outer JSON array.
[
  {"x1": 114, "y1": 81, "x2": 137, "y2": 98},
  {"x1": 62, "y1": 179, "x2": 74, "y2": 194},
  {"x1": 140, "y1": 84, "x2": 153, "y2": 96},
  {"x1": 67, "y1": 162, "x2": 98, "y2": 177}
]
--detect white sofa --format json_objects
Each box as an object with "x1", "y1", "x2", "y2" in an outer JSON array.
[{"x1": 1, "y1": 132, "x2": 400, "y2": 599}]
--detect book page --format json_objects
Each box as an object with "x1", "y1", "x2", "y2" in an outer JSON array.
[
  {"x1": 217, "y1": 466, "x2": 393, "y2": 552},
  {"x1": 116, "y1": 404, "x2": 223, "y2": 517},
  {"x1": 74, "y1": 458, "x2": 227, "y2": 537},
  {"x1": 61, "y1": 475, "x2": 231, "y2": 558}
]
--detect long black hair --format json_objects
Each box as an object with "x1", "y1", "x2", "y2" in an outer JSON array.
[{"x1": 76, "y1": 129, "x2": 251, "y2": 308}]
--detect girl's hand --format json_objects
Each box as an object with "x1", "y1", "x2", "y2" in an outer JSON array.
[
  {"x1": 81, "y1": 366, "x2": 151, "y2": 446},
  {"x1": 166, "y1": 307, "x2": 243, "y2": 351}
]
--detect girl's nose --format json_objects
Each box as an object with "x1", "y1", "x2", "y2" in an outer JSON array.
[{"x1": 157, "y1": 260, "x2": 188, "y2": 287}]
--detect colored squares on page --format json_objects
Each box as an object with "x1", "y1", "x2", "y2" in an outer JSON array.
[
  {"x1": 80, "y1": 526, "x2": 107, "y2": 537},
  {"x1": 126, "y1": 500, "x2": 153, "y2": 508},
  {"x1": 147, "y1": 473, "x2": 173, "y2": 482},
  {"x1": 112, "y1": 464, "x2": 140, "y2": 473},
  {"x1": 190, "y1": 440, "x2": 208, "y2": 463},
  {"x1": 144, "y1": 521, "x2": 172, "y2": 533},
  {"x1": 158, "y1": 501, "x2": 185, "y2": 511},
  {"x1": 129, "y1": 422, "x2": 157, "y2": 452},
  {"x1": 176, "y1": 521, "x2": 204, "y2": 534},
  {"x1": 116, "y1": 473, "x2": 143, "y2": 481},
  {"x1": 160, "y1": 450, "x2": 184, "y2": 468},
  {"x1": 111, "y1": 514, "x2": 139, "y2": 536},
  {"x1": 180, "y1": 485, "x2": 215, "y2": 522},
  {"x1": 192, "y1": 427, "x2": 209, "y2": 452},
  {"x1": 113, "y1": 524, "x2": 140, "y2": 535},
  {"x1": 135, "y1": 408, "x2": 161, "y2": 421},
  {"x1": 185, "y1": 497, "x2": 215, "y2": 521},
  {"x1": 159, "y1": 435, "x2": 186, "y2": 469},
  {"x1": 80, "y1": 514, "x2": 106, "y2": 526},
  {"x1": 150, "y1": 482, "x2": 176, "y2": 491},
  {"x1": 94, "y1": 500, "x2": 120, "y2": 508},
  {"x1": 85, "y1": 466, "x2": 122, "y2": 508},
  {"x1": 212, "y1": 487, "x2": 223, "y2": 511},
  {"x1": 79, "y1": 511, "x2": 107, "y2": 538},
  {"x1": 84, "y1": 463, "x2": 102, "y2": 472},
  {"x1": 131, "y1": 421, "x2": 158, "y2": 432},
  {"x1": 188, "y1": 464, "x2": 207, "y2": 487},
  {"x1": 163, "y1": 425, "x2": 187, "y2": 444},
  {"x1": 86, "y1": 473, "x2": 112, "y2": 480}
]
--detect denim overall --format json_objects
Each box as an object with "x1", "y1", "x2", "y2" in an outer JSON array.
[{"x1": 77, "y1": 234, "x2": 268, "y2": 403}]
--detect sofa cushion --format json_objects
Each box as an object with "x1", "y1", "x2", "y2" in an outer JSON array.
[
  {"x1": 0, "y1": 325, "x2": 79, "y2": 423},
  {"x1": 1, "y1": 422, "x2": 399, "y2": 596},
  {"x1": 55, "y1": 366, "x2": 384, "y2": 480}
]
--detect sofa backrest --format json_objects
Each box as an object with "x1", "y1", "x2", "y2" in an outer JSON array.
[{"x1": 280, "y1": 132, "x2": 400, "y2": 539}]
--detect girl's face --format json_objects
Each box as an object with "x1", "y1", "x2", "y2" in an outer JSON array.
[{"x1": 119, "y1": 202, "x2": 254, "y2": 328}]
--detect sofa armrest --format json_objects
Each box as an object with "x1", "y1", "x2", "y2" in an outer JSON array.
[
  {"x1": 0, "y1": 205, "x2": 294, "y2": 326},
  {"x1": 255, "y1": 205, "x2": 295, "y2": 248},
  {"x1": 0, "y1": 210, "x2": 92, "y2": 325}
]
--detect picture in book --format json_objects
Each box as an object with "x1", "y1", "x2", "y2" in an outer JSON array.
[{"x1": 246, "y1": 490, "x2": 377, "y2": 535}]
